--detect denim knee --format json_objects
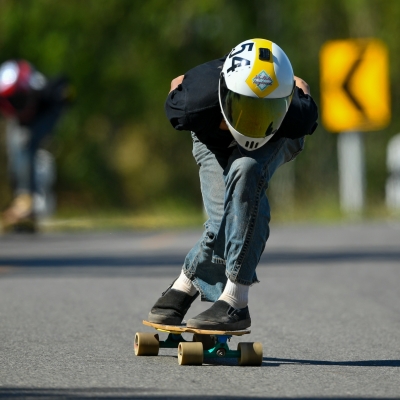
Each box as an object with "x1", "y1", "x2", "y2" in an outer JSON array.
[{"x1": 226, "y1": 157, "x2": 264, "y2": 189}]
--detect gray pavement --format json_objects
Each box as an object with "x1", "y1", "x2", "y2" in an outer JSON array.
[{"x1": 0, "y1": 222, "x2": 399, "y2": 399}]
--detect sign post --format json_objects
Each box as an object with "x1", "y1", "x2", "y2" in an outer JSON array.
[
  {"x1": 337, "y1": 131, "x2": 365, "y2": 213},
  {"x1": 386, "y1": 134, "x2": 400, "y2": 211},
  {"x1": 320, "y1": 38, "x2": 390, "y2": 214}
]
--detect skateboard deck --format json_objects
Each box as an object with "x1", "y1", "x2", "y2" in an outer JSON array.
[
  {"x1": 134, "y1": 320, "x2": 263, "y2": 366},
  {"x1": 142, "y1": 319, "x2": 251, "y2": 336},
  {"x1": 2, "y1": 217, "x2": 37, "y2": 233}
]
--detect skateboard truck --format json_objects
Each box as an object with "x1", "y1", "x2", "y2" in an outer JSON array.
[
  {"x1": 204, "y1": 335, "x2": 240, "y2": 359},
  {"x1": 161, "y1": 333, "x2": 188, "y2": 348}
]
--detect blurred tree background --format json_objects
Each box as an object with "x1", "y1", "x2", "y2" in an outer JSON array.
[{"x1": 0, "y1": 0, "x2": 399, "y2": 226}]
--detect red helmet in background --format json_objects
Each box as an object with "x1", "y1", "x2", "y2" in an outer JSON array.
[{"x1": 0, "y1": 60, "x2": 46, "y2": 119}]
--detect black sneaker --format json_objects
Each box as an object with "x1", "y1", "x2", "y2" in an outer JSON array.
[
  {"x1": 148, "y1": 286, "x2": 199, "y2": 325},
  {"x1": 186, "y1": 300, "x2": 251, "y2": 331}
]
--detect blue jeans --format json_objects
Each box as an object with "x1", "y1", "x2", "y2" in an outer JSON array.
[
  {"x1": 183, "y1": 132, "x2": 305, "y2": 302},
  {"x1": 6, "y1": 104, "x2": 63, "y2": 195}
]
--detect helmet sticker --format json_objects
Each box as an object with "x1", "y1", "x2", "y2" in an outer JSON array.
[
  {"x1": 229, "y1": 42, "x2": 254, "y2": 58},
  {"x1": 227, "y1": 57, "x2": 251, "y2": 73},
  {"x1": 252, "y1": 71, "x2": 273, "y2": 91},
  {"x1": 226, "y1": 42, "x2": 254, "y2": 74}
]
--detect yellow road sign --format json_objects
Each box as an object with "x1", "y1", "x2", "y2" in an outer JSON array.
[{"x1": 320, "y1": 38, "x2": 390, "y2": 133}]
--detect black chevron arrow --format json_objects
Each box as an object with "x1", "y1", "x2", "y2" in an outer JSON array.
[{"x1": 342, "y1": 44, "x2": 367, "y2": 116}]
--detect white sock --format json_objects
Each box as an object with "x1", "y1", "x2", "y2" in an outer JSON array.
[
  {"x1": 218, "y1": 279, "x2": 249, "y2": 309},
  {"x1": 171, "y1": 270, "x2": 197, "y2": 296}
]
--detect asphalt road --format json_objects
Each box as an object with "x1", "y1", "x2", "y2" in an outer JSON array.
[{"x1": 0, "y1": 222, "x2": 399, "y2": 399}]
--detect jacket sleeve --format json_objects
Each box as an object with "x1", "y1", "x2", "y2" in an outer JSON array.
[
  {"x1": 164, "y1": 83, "x2": 188, "y2": 131},
  {"x1": 164, "y1": 57, "x2": 225, "y2": 133},
  {"x1": 273, "y1": 87, "x2": 318, "y2": 140}
]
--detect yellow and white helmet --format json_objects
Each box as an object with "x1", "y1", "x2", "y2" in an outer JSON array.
[{"x1": 219, "y1": 38, "x2": 295, "y2": 150}]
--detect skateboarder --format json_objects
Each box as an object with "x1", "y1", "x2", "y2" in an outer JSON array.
[
  {"x1": 148, "y1": 38, "x2": 318, "y2": 330},
  {"x1": 0, "y1": 60, "x2": 73, "y2": 231}
]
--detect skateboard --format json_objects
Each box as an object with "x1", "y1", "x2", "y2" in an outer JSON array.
[
  {"x1": 134, "y1": 320, "x2": 263, "y2": 366},
  {"x1": 2, "y1": 216, "x2": 37, "y2": 233}
]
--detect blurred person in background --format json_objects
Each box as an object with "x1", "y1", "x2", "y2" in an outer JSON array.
[
  {"x1": 0, "y1": 60, "x2": 73, "y2": 232},
  {"x1": 147, "y1": 38, "x2": 318, "y2": 330}
]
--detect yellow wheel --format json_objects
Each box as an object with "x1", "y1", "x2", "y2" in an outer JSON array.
[
  {"x1": 193, "y1": 333, "x2": 216, "y2": 350},
  {"x1": 178, "y1": 342, "x2": 203, "y2": 365},
  {"x1": 134, "y1": 332, "x2": 159, "y2": 356},
  {"x1": 238, "y1": 342, "x2": 263, "y2": 366}
]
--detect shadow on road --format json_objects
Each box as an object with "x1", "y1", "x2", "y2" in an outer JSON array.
[
  {"x1": 0, "y1": 388, "x2": 397, "y2": 399},
  {"x1": 263, "y1": 358, "x2": 400, "y2": 367},
  {"x1": 1, "y1": 249, "x2": 400, "y2": 268}
]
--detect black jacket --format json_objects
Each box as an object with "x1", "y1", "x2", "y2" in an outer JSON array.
[{"x1": 165, "y1": 56, "x2": 318, "y2": 148}]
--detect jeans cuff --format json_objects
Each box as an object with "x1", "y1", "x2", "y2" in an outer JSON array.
[
  {"x1": 225, "y1": 270, "x2": 259, "y2": 286},
  {"x1": 182, "y1": 262, "x2": 196, "y2": 279},
  {"x1": 211, "y1": 255, "x2": 226, "y2": 265}
]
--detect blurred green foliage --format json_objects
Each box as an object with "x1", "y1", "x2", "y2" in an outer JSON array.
[{"x1": 0, "y1": 0, "x2": 399, "y2": 218}]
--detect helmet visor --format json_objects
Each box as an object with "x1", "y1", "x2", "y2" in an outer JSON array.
[{"x1": 219, "y1": 74, "x2": 294, "y2": 139}]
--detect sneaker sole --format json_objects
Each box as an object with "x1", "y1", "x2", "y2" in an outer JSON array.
[
  {"x1": 186, "y1": 318, "x2": 251, "y2": 331},
  {"x1": 148, "y1": 313, "x2": 183, "y2": 325}
]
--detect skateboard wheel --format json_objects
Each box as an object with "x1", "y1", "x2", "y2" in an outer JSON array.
[
  {"x1": 193, "y1": 333, "x2": 216, "y2": 350},
  {"x1": 237, "y1": 342, "x2": 263, "y2": 366},
  {"x1": 134, "y1": 332, "x2": 159, "y2": 356},
  {"x1": 178, "y1": 342, "x2": 203, "y2": 365}
]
